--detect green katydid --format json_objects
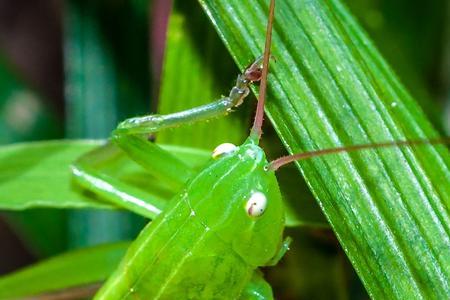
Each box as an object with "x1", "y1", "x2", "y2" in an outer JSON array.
[
  {"x1": 72, "y1": 1, "x2": 286, "y2": 298},
  {"x1": 69, "y1": 0, "x2": 450, "y2": 298}
]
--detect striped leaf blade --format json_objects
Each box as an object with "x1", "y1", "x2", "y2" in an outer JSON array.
[{"x1": 198, "y1": 0, "x2": 450, "y2": 298}]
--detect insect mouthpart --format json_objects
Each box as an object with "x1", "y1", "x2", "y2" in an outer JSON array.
[
  {"x1": 244, "y1": 55, "x2": 264, "y2": 82},
  {"x1": 244, "y1": 68, "x2": 263, "y2": 82}
]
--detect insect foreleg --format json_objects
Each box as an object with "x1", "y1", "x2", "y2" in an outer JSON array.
[
  {"x1": 265, "y1": 237, "x2": 292, "y2": 266},
  {"x1": 71, "y1": 56, "x2": 263, "y2": 218},
  {"x1": 112, "y1": 55, "x2": 263, "y2": 138},
  {"x1": 110, "y1": 55, "x2": 264, "y2": 185},
  {"x1": 239, "y1": 270, "x2": 274, "y2": 300},
  {"x1": 71, "y1": 143, "x2": 172, "y2": 219}
]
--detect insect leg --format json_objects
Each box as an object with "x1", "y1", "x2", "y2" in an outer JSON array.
[
  {"x1": 71, "y1": 56, "x2": 262, "y2": 218},
  {"x1": 239, "y1": 270, "x2": 274, "y2": 300},
  {"x1": 71, "y1": 143, "x2": 171, "y2": 219},
  {"x1": 109, "y1": 55, "x2": 264, "y2": 185},
  {"x1": 112, "y1": 135, "x2": 195, "y2": 188},
  {"x1": 111, "y1": 54, "x2": 264, "y2": 138},
  {"x1": 73, "y1": 93, "x2": 247, "y2": 216},
  {"x1": 110, "y1": 99, "x2": 246, "y2": 186},
  {"x1": 72, "y1": 141, "x2": 211, "y2": 219},
  {"x1": 265, "y1": 237, "x2": 293, "y2": 266}
]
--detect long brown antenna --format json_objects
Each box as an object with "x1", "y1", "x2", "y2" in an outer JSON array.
[
  {"x1": 269, "y1": 137, "x2": 450, "y2": 171},
  {"x1": 251, "y1": 0, "x2": 275, "y2": 140}
]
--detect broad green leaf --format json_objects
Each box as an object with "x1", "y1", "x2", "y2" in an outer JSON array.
[
  {"x1": 0, "y1": 140, "x2": 210, "y2": 211},
  {"x1": 199, "y1": 0, "x2": 450, "y2": 298},
  {"x1": 0, "y1": 140, "x2": 104, "y2": 210},
  {"x1": 0, "y1": 242, "x2": 128, "y2": 299}
]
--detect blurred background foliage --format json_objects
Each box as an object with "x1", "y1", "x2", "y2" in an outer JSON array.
[{"x1": 0, "y1": 0, "x2": 448, "y2": 298}]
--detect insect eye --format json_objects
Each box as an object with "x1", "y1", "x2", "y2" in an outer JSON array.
[
  {"x1": 212, "y1": 143, "x2": 238, "y2": 159},
  {"x1": 245, "y1": 192, "x2": 267, "y2": 217}
]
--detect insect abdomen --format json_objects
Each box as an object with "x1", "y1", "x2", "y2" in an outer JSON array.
[
  {"x1": 95, "y1": 191, "x2": 253, "y2": 299},
  {"x1": 154, "y1": 232, "x2": 254, "y2": 299}
]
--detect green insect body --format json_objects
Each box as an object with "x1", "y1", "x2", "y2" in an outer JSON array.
[
  {"x1": 70, "y1": 1, "x2": 283, "y2": 298},
  {"x1": 95, "y1": 137, "x2": 285, "y2": 299}
]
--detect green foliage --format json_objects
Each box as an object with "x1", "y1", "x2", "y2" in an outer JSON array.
[
  {"x1": 0, "y1": 50, "x2": 66, "y2": 257},
  {"x1": 0, "y1": 0, "x2": 448, "y2": 298},
  {"x1": 0, "y1": 141, "x2": 103, "y2": 210},
  {"x1": 0, "y1": 242, "x2": 128, "y2": 298},
  {"x1": 0, "y1": 140, "x2": 213, "y2": 212},
  {"x1": 64, "y1": 0, "x2": 152, "y2": 248},
  {"x1": 0, "y1": 141, "x2": 105, "y2": 210},
  {"x1": 157, "y1": 1, "x2": 251, "y2": 148},
  {"x1": 199, "y1": 0, "x2": 450, "y2": 298},
  {"x1": 64, "y1": 0, "x2": 150, "y2": 139}
]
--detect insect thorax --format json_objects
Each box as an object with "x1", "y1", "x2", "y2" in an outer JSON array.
[{"x1": 180, "y1": 138, "x2": 285, "y2": 267}]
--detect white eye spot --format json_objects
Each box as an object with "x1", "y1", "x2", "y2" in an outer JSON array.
[
  {"x1": 212, "y1": 143, "x2": 237, "y2": 159},
  {"x1": 245, "y1": 191, "x2": 267, "y2": 217}
]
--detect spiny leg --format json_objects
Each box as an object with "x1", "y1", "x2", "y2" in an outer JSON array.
[
  {"x1": 112, "y1": 55, "x2": 264, "y2": 137},
  {"x1": 105, "y1": 55, "x2": 265, "y2": 199},
  {"x1": 111, "y1": 55, "x2": 265, "y2": 186},
  {"x1": 111, "y1": 56, "x2": 265, "y2": 184},
  {"x1": 72, "y1": 56, "x2": 264, "y2": 218}
]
